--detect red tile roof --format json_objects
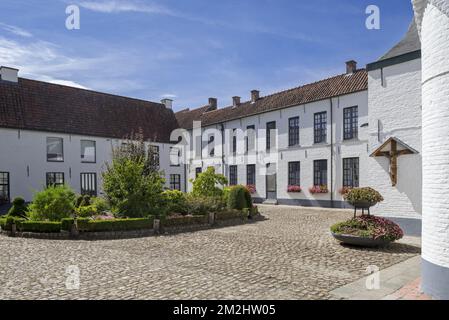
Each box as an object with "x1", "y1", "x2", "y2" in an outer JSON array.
[
  {"x1": 176, "y1": 69, "x2": 367, "y2": 129},
  {"x1": 0, "y1": 78, "x2": 179, "y2": 143}
]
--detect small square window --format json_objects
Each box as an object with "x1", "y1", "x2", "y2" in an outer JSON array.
[{"x1": 46, "y1": 172, "x2": 65, "y2": 187}]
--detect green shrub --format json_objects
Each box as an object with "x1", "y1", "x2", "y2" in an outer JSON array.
[
  {"x1": 75, "y1": 205, "x2": 98, "y2": 218},
  {"x1": 185, "y1": 194, "x2": 226, "y2": 216},
  {"x1": 163, "y1": 190, "x2": 187, "y2": 214},
  {"x1": 61, "y1": 218, "x2": 75, "y2": 231},
  {"x1": 7, "y1": 197, "x2": 28, "y2": 218},
  {"x1": 161, "y1": 215, "x2": 208, "y2": 228},
  {"x1": 102, "y1": 157, "x2": 165, "y2": 218},
  {"x1": 344, "y1": 187, "x2": 384, "y2": 205},
  {"x1": 215, "y1": 209, "x2": 246, "y2": 221},
  {"x1": 75, "y1": 194, "x2": 92, "y2": 208},
  {"x1": 17, "y1": 221, "x2": 61, "y2": 233},
  {"x1": 227, "y1": 185, "x2": 252, "y2": 210},
  {"x1": 90, "y1": 197, "x2": 110, "y2": 213},
  {"x1": 191, "y1": 167, "x2": 228, "y2": 198},
  {"x1": 76, "y1": 217, "x2": 154, "y2": 232},
  {"x1": 27, "y1": 185, "x2": 76, "y2": 221},
  {"x1": 1, "y1": 216, "x2": 26, "y2": 231}
]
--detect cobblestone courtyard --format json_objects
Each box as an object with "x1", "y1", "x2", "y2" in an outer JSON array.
[{"x1": 0, "y1": 206, "x2": 421, "y2": 300}]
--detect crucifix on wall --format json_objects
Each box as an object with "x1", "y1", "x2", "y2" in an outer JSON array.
[{"x1": 370, "y1": 137, "x2": 418, "y2": 186}]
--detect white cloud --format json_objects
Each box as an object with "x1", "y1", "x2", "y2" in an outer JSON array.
[
  {"x1": 0, "y1": 22, "x2": 33, "y2": 38},
  {"x1": 161, "y1": 93, "x2": 177, "y2": 99},
  {"x1": 75, "y1": 0, "x2": 173, "y2": 15}
]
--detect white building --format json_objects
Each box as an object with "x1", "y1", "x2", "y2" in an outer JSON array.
[{"x1": 0, "y1": 68, "x2": 186, "y2": 207}]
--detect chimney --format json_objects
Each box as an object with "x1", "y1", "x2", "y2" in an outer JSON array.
[
  {"x1": 161, "y1": 98, "x2": 173, "y2": 109},
  {"x1": 346, "y1": 60, "x2": 357, "y2": 74},
  {"x1": 232, "y1": 96, "x2": 241, "y2": 108},
  {"x1": 208, "y1": 97, "x2": 217, "y2": 110},
  {"x1": 0, "y1": 66, "x2": 19, "y2": 83},
  {"x1": 251, "y1": 90, "x2": 260, "y2": 103}
]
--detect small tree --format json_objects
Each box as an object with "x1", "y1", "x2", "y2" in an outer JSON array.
[
  {"x1": 102, "y1": 131, "x2": 166, "y2": 218},
  {"x1": 191, "y1": 167, "x2": 228, "y2": 198},
  {"x1": 7, "y1": 197, "x2": 28, "y2": 218}
]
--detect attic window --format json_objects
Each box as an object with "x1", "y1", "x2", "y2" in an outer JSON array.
[{"x1": 370, "y1": 137, "x2": 418, "y2": 186}]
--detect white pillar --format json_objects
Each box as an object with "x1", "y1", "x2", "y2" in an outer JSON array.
[{"x1": 413, "y1": 0, "x2": 449, "y2": 299}]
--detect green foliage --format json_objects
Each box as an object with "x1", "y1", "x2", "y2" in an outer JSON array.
[
  {"x1": 163, "y1": 190, "x2": 188, "y2": 214},
  {"x1": 75, "y1": 205, "x2": 98, "y2": 218},
  {"x1": 61, "y1": 218, "x2": 75, "y2": 231},
  {"x1": 344, "y1": 187, "x2": 384, "y2": 205},
  {"x1": 185, "y1": 194, "x2": 226, "y2": 216},
  {"x1": 215, "y1": 209, "x2": 247, "y2": 221},
  {"x1": 1, "y1": 216, "x2": 26, "y2": 231},
  {"x1": 27, "y1": 185, "x2": 76, "y2": 221},
  {"x1": 75, "y1": 195, "x2": 92, "y2": 208},
  {"x1": 90, "y1": 197, "x2": 110, "y2": 213},
  {"x1": 102, "y1": 157, "x2": 165, "y2": 218},
  {"x1": 7, "y1": 197, "x2": 28, "y2": 218},
  {"x1": 191, "y1": 167, "x2": 228, "y2": 198},
  {"x1": 227, "y1": 185, "x2": 252, "y2": 210},
  {"x1": 161, "y1": 215, "x2": 208, "y2": 228},
  {"x1": 331, "y1": 215, "x2": 404, "y2": 241},
  {"x1": 76, "y1": 217, "x2": 154, "y2": 232},
  {"x1": 17, "y1": 221, "x2": 61, "y2": 233}
]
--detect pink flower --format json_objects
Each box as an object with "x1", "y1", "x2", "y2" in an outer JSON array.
[{"x1": 287, "y1": 185, "x2": 302, "y2": 193}]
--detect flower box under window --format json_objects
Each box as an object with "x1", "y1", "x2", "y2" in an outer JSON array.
[
  {"x1": 287, "y1": 185, "x2": 302, "y2": 193},
  {"x1": 309, "y1": 185, "x2": 329, "y2": 194}
]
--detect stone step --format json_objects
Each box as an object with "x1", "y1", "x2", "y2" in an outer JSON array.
[{"x1": 263, "y1": 199, "x2": 278, "y2": 205}]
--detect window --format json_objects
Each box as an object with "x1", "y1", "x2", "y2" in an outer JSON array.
[
  {"x1": 0, "y1": 172, "x2": 10, "y2": 204},
  {"x1": 170, "y1": 174, "x2": 181, "y2": 191},
  {"x1": 81, "y1": 140, "x2": 96, "y2": 163},
  {"x1": 170, "y1": 147, "x2": 181, "y2": 166},
  {"x1": 343, "y1": 106, "x2": 358, "y2": 140},
  {"x1": 46, "y1": 172, "x2": 64, "y2": 187},
  {"x1": 229, "y1": 165, "x2": 238, "y2": 186},
  {"x1": 266, "y1": 121, "x2": 276, "y2": 150},
  {"x1": 81, "y1": 173, "x2": 97, "y2": 196},
  {"x1": 232, "y1": 129, "x2": 237, "y2": 155},
  {"x1": 246, "y1": 125, "x2": 256, "y2": 153},
  {"x1": 343, "y1": 158, "x2": 359, "y2": 188},
  {"x1": 314, "y1": 112, "x2": 327, "y2": 143},
  {"x1": 148, "y1": 145, "x2": 160, "y2": 169},
  {"x1": 288, "y1": 117, "x2": 300, "y2": 147},
  {"x1": 247, "y1": 164, "x2": 256, "y2": 186},
  {"x1": 47, "y1": 137, "x2": 64, "y2": 162},
  {"x1": 288, "y1": 162, "x2": 301, "y2": 186},
  {"x1": 313, "y1": 160, "x2": 327, "y2": 186},
  {"x1": 195, "y1": 167, "x2": 202, "y2": 178}
]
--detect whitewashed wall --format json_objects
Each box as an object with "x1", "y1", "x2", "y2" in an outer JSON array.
[
  {"x1": 0, "y1": 128, "x2": 185, "y2": 202},
  {"x1": 367, "y1": 58, "x2": 422, "y2": 218},
  {"x1": 187, "y1": 90, "x2": 369, "y2": 207}
]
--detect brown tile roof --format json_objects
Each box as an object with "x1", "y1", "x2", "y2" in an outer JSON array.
[
  {"x1": 0, "y1": 78, "x2": 180, "y2": 143},
  {"x1": 176, "y1": 69, "x2": 367, "y2": 129}
]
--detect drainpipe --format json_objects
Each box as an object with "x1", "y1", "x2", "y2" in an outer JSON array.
[
  {"x1": 220, "y1": 123, "x2": 225, "y2": 176},
  {"x1": 330, "y1": 98, "x2": 334, "y2": 208}
]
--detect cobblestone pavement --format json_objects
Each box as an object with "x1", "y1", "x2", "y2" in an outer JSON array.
[{"x1": 0, "y1": 206, "x2": 421, "y2": 300}]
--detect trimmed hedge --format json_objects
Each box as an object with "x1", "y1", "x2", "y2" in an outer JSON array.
[
  {"x1": 227, "y1": 185, "x2": 252, "y2": 210},
  {"x1": 161, "y1": 215, "x2": 208, "y2": 228},
  {"x1": 17, "y1": 221, "x2": 62, "y2": 233},
  {"x1": 61, "y1": 218, "x2": 75, "y2": 231},
  {"x1": 0, "y1": 217, "x2": 6, "y2": 230},
  {"x1": 0, "y1": 216, "x2": 26, "y2": 231},
  {"x1": 76, "y1": 217, "x2": 154, "y2": 232},
  {"x1": 215, "y1": 209, "x2": 246, "y2": 221}
]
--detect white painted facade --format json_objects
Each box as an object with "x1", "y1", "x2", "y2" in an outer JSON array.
[
  {"x1": 367, "y1": 58, "x2": 422, "y2": 218},
  {"x1": 0, "y1": 127, "x2": 185, "y2": 202},
  {"x1": 185, "y1": 90, "x2": 369, "y2": 208}
]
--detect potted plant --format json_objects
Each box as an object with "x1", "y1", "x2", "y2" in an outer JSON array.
[
  {"x1": 344, "y1": 187, "x2": 383, "y2": 210},
  {"x1": 309, "y1": 185, "x2": 329, "y2": 194},
  {"x1": 338, "y1": 187, "x2": 352, "y2": 196},
  {"x1": 330, "y1": 215, "x2": 404, "y2": 247},
  {"x1": 287, "y1": 185, "x2": 302, "y2": 193}
]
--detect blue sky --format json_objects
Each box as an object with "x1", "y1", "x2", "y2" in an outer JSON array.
[{"x1": 0, "y1": 0, "x2": 414, "y2": 111}]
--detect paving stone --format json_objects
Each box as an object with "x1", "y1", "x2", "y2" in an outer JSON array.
[{"x1": 0, "y1": 206, "x2": 420, "y2": 300}]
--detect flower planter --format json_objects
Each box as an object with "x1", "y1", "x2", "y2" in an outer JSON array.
[
  {"x1": 349, "y1": 200, "x2": 377, "y2": 209},
  {"x1": 331, "y1": 232, "x2": 392, "y2": 247}
]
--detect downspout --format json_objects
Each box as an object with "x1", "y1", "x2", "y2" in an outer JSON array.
[
  {"x1": 220, "y1": 123, "x2": 225, "y2": 176},
  {"x1": 330, "y1": 98, "x2": 334, "y2": 208}
]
